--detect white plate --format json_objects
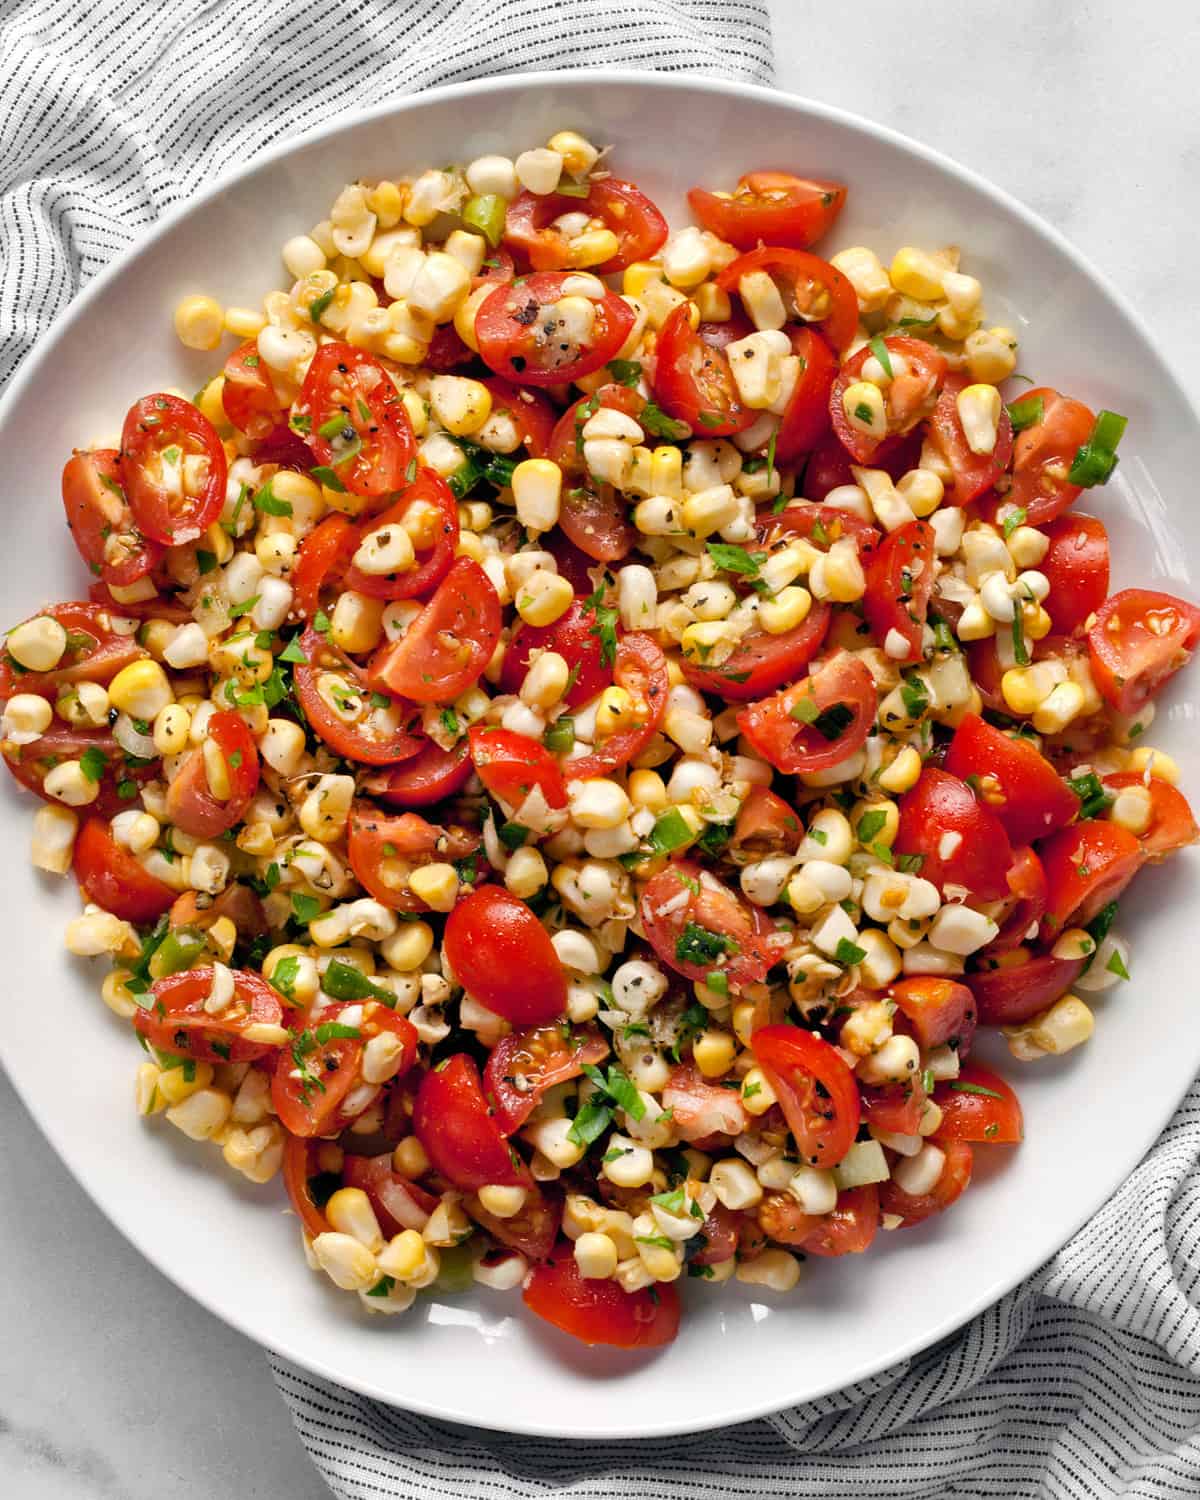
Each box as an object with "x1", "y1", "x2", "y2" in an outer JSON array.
[{"x1": 2, "y1": 70, "x2": 1198, "y2": 1440}]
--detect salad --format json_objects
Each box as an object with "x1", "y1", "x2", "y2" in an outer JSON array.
[{"x1": 6, "y1": 128, "x2": 1199, "y2": 1353}]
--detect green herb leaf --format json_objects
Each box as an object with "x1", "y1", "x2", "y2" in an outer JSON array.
[
  {"x1": 606, "y1": 359, "x2": 643, "y2": 387},
  {"x1": 857, "y1": 809, "x2": 887, "y2": 843},
  {"x1": 648, "y1": 807, "x2": 694, "y2": 855},
  {"x1": 581, "y1": 580, "x2": 619, "y2": 668},
  {"x1": 309, "y1": 287, "x2": 336, "y2": 323},
  {"x1": 290, "y1": 892, "x2": 321, "y2": 925},
  {"x1": 253, "y1": 478, "x2": 293, "y2": 517},
  {"x1": 315, "y1": 1021, "x2": 362, "y2": 1043},
  {"x1": 311, "y1": 465, "x2": 347, "y2": 492},
  {"x1": 1106, "y1": 949, "x2": 1130, "y2": 980},
  {"x1": 868, "y1": 335, "x2": 894, "y2": 379},
  {"x1": 639, "y1": 401, "x2": 690, "y2": 441},
  {"x1": 79, "y1": 746, "x2": 108, "y2": 782},
  {"x1": 835, "y1": 937, "x2": 867, "y2": 966},
  {"x1": 542, "y1": 716, "x2": 575, "y2": 754},
  {"x1": 196, "y1": 549, "x2": 218, "y2": 575},
  {"x1": 948, "y1": 1080, "x2": 1004, "y2": 1100},
  {"x1": 675, "y1": 921, "x2": 737, "y2": 967},
  {"x1": 1067, "y1": 771, "x2": 1113, "y2": 821}
]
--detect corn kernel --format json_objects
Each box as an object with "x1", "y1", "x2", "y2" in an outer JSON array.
[{"x1": 174, "y1": 294, "x2": 225, "y2": 351}]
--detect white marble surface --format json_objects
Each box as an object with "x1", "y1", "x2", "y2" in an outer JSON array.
[{"x1": 2, "y1": 4, "x2": 1195, "y2": 1494}]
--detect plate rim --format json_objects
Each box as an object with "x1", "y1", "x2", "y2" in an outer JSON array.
[{"x1": 1, "y1": 66, "x2": 1197, "y2": 1438}]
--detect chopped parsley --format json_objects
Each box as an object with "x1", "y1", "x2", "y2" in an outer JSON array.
[
  {"x1": 581, "y1": 579, "x2": 619, "y2": 667},
  {"x1": 606, "y1": 359, "x2": 643, "y2": 387},
  {"x1": 675, "y1": 921, "x2": 737, "y2": 967}
]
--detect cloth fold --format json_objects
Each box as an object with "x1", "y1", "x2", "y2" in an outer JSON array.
[{"x1": 5, "y1": 0, "x2": 1200, "y2": 1495}]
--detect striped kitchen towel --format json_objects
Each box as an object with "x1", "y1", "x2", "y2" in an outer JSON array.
[{"x1": 5, "y1": 0, "x2": 1200, "y2": 1496}]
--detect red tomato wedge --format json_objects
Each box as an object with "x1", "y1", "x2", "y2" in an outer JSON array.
[
  {"x1": 729, "y1": 785, "x2": 804, "y2": 863},
  {"x1": 894, "y1": 768, "x2": 1014, "y2": 902},
  {"x1": 890, "y1": 975, "x2": 977, "y2": 1053},
  {"x1": 484, "y1": 1025, "x2": 610, "y2": 1136},
  {"x1": 341, "y1": 1153, "x2": 438, "y2": 1237},
  {"x1": 468, "y1": 725, "x2": 567, "y2": 811},
  {"x1": 292, "y1": 513, "x2": 357, "y2": 619},
  {"x1": 475, "y1": 272, "x2": 635, "y2": 386},
  {"x1": 662, "y1": 1063, "x2": 750, "y2": 1142},
  {"x1": 682, "y1": 601, "x2": 831, "y2": 701},
  {"x1": 273, "y1": 1004, "x2": 418, "y2": 1138},
  {"x1": 928, "y1": 372, "x2": 1014, "y2": 505},
  {"x1": 688, "y1": 171, "x2": 847, "y2": 251},
  {"x1": 504, "y1": 178, "x2": 668, "y2": 274},
  {"x1": 737, "y1": 654, "x2": 875, "y2": 776},
  {"x1": 413, "y1": 1054, "x2": 532, "y2": 1191},
  {"x1": 1103, "y1": 771, "x2": 1199, "y2": 862},
  {"x1": 879, "y1": 1139, "x2": 973, "y2": 1226},
  {"x1": 944, "y1": 713, "x2": 1077, "y2": 847},
  {"x1": 346, "y1": 802, "x2": 479, "y2": 912},
  {"x1": 0, "y1": 602, "x2": 144, "y2": 701},
  {"x1": 1039, "y1": 513, "x2": 1109, "y2": 636},
  {"x1": 751, "y1": 1024, "x2": 860, "y2": 1170},
  {"x1": 545, "y1": 387, "x2": 641, "y2": 564},
  {"x1": 775, "y1": 328, "x2": 837, "y2": 462},
  {"x1": 165, "y1": 709, "x2": 258, "y2": 839},
  {"x1": 135, "y1": 967, "x2": 286, "y2": 1064},
  {"x1": 1038, "y1": 820, "x2": 1143, "y2": 936},
  {"x1": 560, "y1": 632, "x2": 668, "y2": 779},
  {"x1": 361, "y1": 738, "x2": 473, "y2": 808},
  {"x1": 641, "y1": 861, "x2": 783, "y2": 993},
  {"x1": 1009, "y1": 387, "x2": 1095, "y2": 525},
  {"x1": 3, "y1": 728, "x2": 149, "y2": 818},
  {"x1": 987, "y1": 846, "x2": 1049, "y2": 955},
  {"x1": 73, "y1": 819, "x2": 175, "y2": 925},
  {"x1": 758, "y1": 1185, "x2": 879, "y2": 1257},
  {"x1": 119, "y1": 394, "x2": 228, "y2": 547},
  {"x1": 651, "y1": 302, "x2": 753, "y2": 437},
  {"x1": 444, "y1": 886, "x2": 567, "y2": 1026},
  {"x1": 523, "y1": 1243, "x2": 680, "y2": 1349},
  {"x1": 294, "y1": 342, "x2": 416, "y2": 499},
  {"x1": 221, "y1": 340, "x2": 287, "y2": 437},
  {"x1": 422, "y1": 323, "x2": 474, "y2": 372},
  {"x1": 292, "y1": 626, "x2": 422, "y2": 765},
  {"x1": 62, "y1": 449, "x2": 162, "y2": 588},
  {"x1": 369, "y1": 558, "x2": 501, "y2": 705},
  {"x1": 859, "y1": 1076, "x2": 927, "y2": 1136},
  {"x1": 968, "y1": 953, "x2": 1085, "y2": 1026},
  {"x1": 500, "y1": 599, "x2": 613, "y2": 710},
  {"x1": 934, "y1": 1065, "x2": 1023, "y2": 1144},
  {"x1": 342, "y1": 469, "x2": 459, "y2": 601},
  {"x1": 717, "y1": 247, "x2": 858, "y2": 355},
  {"x1": 1086, "y1": 588, "x2": 1200, "y2": 715},
  {"x1": 830, "y1": 338, "x2": 947, "y2": 464},
  {"x1": 549, "y1": 385, "x2": 644, "y2": 474},
  {"x1": 468, "y1": 1183, "x2": 561, "y2": 1263},
  {"x1": 479, "y1": 377, "x2": 557, "y2": 458},
  {"x1": 758, "y1": 501, "x2": 880, "y2": 555},
  {"x1": 282, "y1": 1135, "x2": 334, "y2": 1239},
  {"x1": 863, "y1": 519, "x2": 936, "y2": 665}
]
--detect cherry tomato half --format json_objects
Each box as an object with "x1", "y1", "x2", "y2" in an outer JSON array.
[
  {"x1": 479, "y1": 377, "x2": 557, "y2": 458},
  {"x1": 561, "y1": 633, "x2": 668, "y2": 779},
  {"x1": 273, "y1": 1003, "x2": 418, "y2": 1138},
  {"x1": 688, "y1": 171, "x2": 847, "y2": 251},
  {"x1": 934, "y1": 1065, "x2": 1023, "y2": 1144},
  {"x1": 0, "y1": 601, "x2": 145, "y2": 701},
  {"x1": 62, "y1": 449, "x2": 162, "y2": 588},
  {"x1": 729, "y1": 785, "x2": 804, "y2": 864},
  {"x1": 475, "y1": 272, "x2": 635, "y2": 387},
  {"x1": 651, "y1": 302, "x2": 752, "y2": 437},
  {"x1": 968, "y1": 952, "x2": 1084, "y2": 1026},
  {"x1": 341, "y1": 1152, "x2": 439, "y2": 1237},
  {"x1": 986, "y1": 846, "x2": 1049, "y2": 955},
  {"x1": 342, "y1": 469, "x2": 459, "y2": 601},
  {"x1": 282, "y1": 1134, "x2": 334, "y2": 1238},
  {"x1": 1009, "y1": 388, "x2": 1095, "y2": 525},
  {"x1": 523, "y1": 1242, "x2": 680, "y2": 1349},
  {"x1": 681, "y1": 602, "x2": 831, "y2": 701},
  {"x1": 73, "y1": 818, "x2": 175, "y2": 925},
  {"x1": 1086, "y1": 588, "x2": 1200, "y2": 716},
  {"x1": 717, "y1": 247, "x2": 858, "y2": 355},
  {"x1": 119, "y1": 394, "x2": 228, "y2": 547},
  {"x1": 165, "y1": 709, "x2": 258, "y2": 839},
  {"x1": 662, "y1": 1063, "x2": 750, "y2": 1142},
  {"x1": 360, "y1": 738, "x2": 473, "y2": 807},
  {"x1": 500, "y1": 599, "x2": 612, "y2": 710},
  {"x1": 468, "y1": 1182, "x2": 561, "y2": 1263},
  {"x1": 758, "y1": 1184, "x2": 878, "y2": 1257},
  {"x1": 863, "y1": 519, "x2": 936, "y2": 665},
  {"x1": 737, "y1": 654, "x2": 875, "y2": 775},
  {"x1": 830, "y1": 337, "x2": 947, "y2": 465},
  {"x1": 294, "y1": 343, "x2": 416, "y2": 499},
  {"x1": 484, "y1": 1025, "x2": 610, "y2": 1136},
  {"x1": 3, "y1": 727, "x2": 149, "y2": 818},
  {"x1": 641, "y1": 860, "x2": 783, "y2": 994},
  {"x1": 890, "y1": 975, "x2": 977, "y2": 1054},
  {"x1": 751, "y1": 1023, "x2": 860, "y2": 1170},
  {"x1": 1038, "y1": 820, "x2": 1143, "y2": 936},
  {"x1": 347, "y1": 802, "x2": 479, "y2": 912},
  {"x1": 221, "y1": 340, "x2": 287, "y2": 438},
  {"x1": 135, "y1": 967, "x2": 285, "y2": 1064},
  {"x1": 879, "y1": 1139, "x2": 973, "y2": 1226},
  {"x1": 368, "y1": 558, "x2": 501, "y2": 705},
  {"x1": 468, "y1": 725, "x2": 567, "y2": 811},
  {"x1": 292, "y1": 626, "x2": 422, "y2": 765},
  {"x1": 1103, "y1": 771, "x2": 1199, "y2": 863},
  {"x1": 444, "y1": 886, "x2": 567, "y2": 1026},
  {"x1": 774, "y1": 328, "x2": 837, "y2": 463},
  {"x1": 895, "y1": 769, "x2": 1014, "y2": 902},
  {"x1": 292, "y1": 514, "x2": 357, "y2": 620},
  {"x1": 928, "y1": 372, "x2": 1014, "y2": 506},
  {"x1": 504, "y1": 178, "x2": 668, "y2": 274},
  {"x1": 944, "y1": 713, "x2": 1077, "y2": 847},
  {"x1": 1039, "y1": 513, "x2": 1109, "y2": 636},
  {"x1": 412, "y1": 1053, "x2": 532, "y2": 1192}
]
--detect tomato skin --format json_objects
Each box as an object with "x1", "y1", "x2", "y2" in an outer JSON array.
[
  {"x1": 662, "y1": 1063, "x2": 750, "y2": 1142},
  {"x1": 87, "y1": 581, "x2": 191, "y2": 623},
  {"x1": 928, "y1": 373, "x2": 1014, "y2": 505},
  {"x1": 890, "y1": 975, "x2": 977, "y2": 1054},
  {"x1": 282, "y1": 1135, "x2": 337, "y2": 1238},
  {"x1": 879, "y1": 1139, "x2": 973, "y2": 1226},
  {"x1": 641, "y1": 861, "x2": 782, "y2": 993},
  {"x1": 274, "y1": 1005, "x2": 418, "y2": 1138},
  {"x1": 895, "y1": 769, "x2": 1015, "y2": 902},
  {"x1": 1038, "y1": 820, "x2": 1143, "y2": 936},
  {"x1": 479, "y1": 377, "x2": 557, "y2": 458},
  {"x1": 292, "y1": 514, "x2": 356, "y2": 619},
  {"x1": 1103, "y1": 771, "x2": 1199, "y2": 862},
  {"x1": 342, "y1": 470, "x2": 459, "y2": 601},
  {"x1": 0, "y1": 602, "x2": 145, "y2": 701},
  {"x1": 968, "y1": 953, "x2": 1084, "y2": 1026},
  {"x1": 294, "y1": 342, "x2": 416, "y2": 498},
  {"x1": 346, "y1": 802, "x2": 479, "y2": 912},
  {"x1": 944, "y1": 713, "x2": 1077, "y2": 847},
  {"x1": 758, "y1": 501, "x2": 880, "y2": 556},
  {"x1": 360, "y1": 738, "x2": 473, "y2": 807},
  {"x1": 690, "y1": 1202, "x2": 742, "y2": 1266},
  {"x1": 292, "y1": 626, "x2": 422, "y2": 765},
  {"x1": 759, "y1": 1184, "x2": 879, "y2": 1257},
  {"x1": 523, "y1": 1242, "x2": 680, "y2": 1349},
  {"x1": 413, "y1": 1054, "x2": 532, "y2": 1192},
  {"x1": 1086, "y1": 588, "x2": 1200, "y2": 715},
  {"x1": 561, "y1": 633, "x2": 669, "y2": 779},
  {"x1": 422, "y1": 323, "x2": 474, "y2": 372},
  {"x1": 774, "y1": 329, "x2": 837, "y2": 462},
  {"x1": 1039, "y1": 514, "x2": 1109, "y2": 636},
  {"x1": 689, "y1": 172, "x2": 847, "y2": 251},
  {"x1": 165, "y1": 710, "x2": 259, "y2": 839},
  {"x1": 682, "y1": 601, "x2": 831, "y2": 701},
  {"x1": 135, "y1": 968, "x2": 286, "y2": 1064},
  {"x1": 549, "y1": 385, "x2": 644, "y2": 475},
  {"x1": 475, "y1": 272, "x2": 635, "y2": 386},
  {"x1": 444, "y1": 886, "x2": 567, "y2": 1026},
  {"x1": 62, "y1": 449, "x2": 162, "y2": 588},
  {"x1": 369, "y1": 557, "x2": 501, "y2": 705},
  {"x1": 717, "y1": 247, "x2": 858, "y2": 355},
  {"x1": 934, "y1": 1065, "x2": 1023, "y2": 1144},
  {"x1": 341, "y1": 1152, "x2": 438, "y2": 1237},
  {"x1": 750, "y1": 1024, "x2": 861, "y2": 1170},
  {"x1": 729, "y1": 785, "x2": 804, "y2": 863},
  {"x1": 221, "y1": 340, "x2": 286, "y2": 437},
  {"x1": 484, "y1": 1025, "x2": 610, "y2": 1136},
  {"x1": 863, "y1": 519, "x2": 936, "y2": 664},
  {"x1": 986, "y1": 846, "x2": 1049, "y2": 955},
  {"x1": 73, "y1": 819, "x2": 175, "y2": 924},
  {"x1": 737, "y1": 654, "x2": 875, "y2": 776},
  {"x1": 468, "y1": 1182, "x2": 562, "y2": 1263},
  {"x1": 831, "y1": 337, "x2": 947, "y2": 464},
  {"x1": 504, "y1": 178, "x2": 668, "y2": 274},
  {"x1": 500, "y1": 600, "x2": 612, "y2": 710},
  {"x1": 860, "y1": 1077, "x2": 927, "y2": 1136},
  {"x1": 652, "y1": 302, "x2": 752, "y2": 437},
  {"x1": 119, "y1": 394, "x2": 228, "y2": 547},
  {"x1": 468, "y1": 725, "x2": 567, "y2": 811},
  {"x1": 3, "y1": 727, "x2": 149, "y2": 818},
  {"x1": 1010, "y1": 388, "x2": 1095, "y2": 525}
]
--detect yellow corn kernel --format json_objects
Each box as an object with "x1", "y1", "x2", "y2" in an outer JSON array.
[
  {"x1": 758, "y1": 585, "x2": 812, "y2": 635},
  {"x1": 1031, "y1": 681, "x2": 1086, "y2": 735},
  {"x1": 889, "y1": 247, "x2": 947, "y2": 301},
  {"x1": 407, "y1": 862, "x2": 459, "y2": 912},
  {"x1": 136, "y1": 1062, "x2": 165, "y2": 1116},
  {"x1": 594, "y1": 685, "x2": 636, "y2": 738},
  {"x1": 1004, "y1": 993, "x2": 1094, "y2": 1061},
  {"x1": 366, "y1": 180, "x2": 405, "y2": 227},
  {"x1": 741, "y1": 1066, "x2": 777, "y2": 1116},
  {"x1": 878, "y1": 745, "x2": 922, "y2": 794},
  {"x1": 225, "y1": 305, "x2": 266, "y2": 338},
  {"x1": 693, "y1": 1029, "x2": 736, "y2": 1078},
  {"x1": 628, "y1": 768, "x2": 668, "y2": 812},
  {"x1": 429, "y1": 375, "x2": 492, "y2": 437},
  {"x1": 108, "y1": 660, "x2": 173, "y2": 720},
  {"x1": 157, "y1": 1059, "x2": 215, "y2": 1107},
  {"x1": 1126, "y1": 746, "x2": 1181, "y2": 785},
  {"x1": 326, "y1": 1187, "x2": 385, "y2": 1252},
  {"x1": 511, "y1": 458, "x2": 563, "y2": 533},
  {"x1": 377, "y1": 1228, "x2": 427, "y2": 1280},
  {"x1": 515, "y1": 569, "x2": 573, "y2": 627},
  {"x1": 650, "y1": 445, "x2": 684, "y2": 501},
  {"x1": 567, "y1": 227, "x2": 620, "y2": 268},
  {"x1": 852, "y1": 798, "x2": 899, "y2": 848},
  {"x1": 830, "y1": 246, "x2": 892, "y2": 312},
  {"x1": 956, "y1": 384, "x2": 1002, "y2": 455},
  {"x1": 197, "y1": 376, "x2": 230, "y2": 431},
  {"x1": 842, "y1": 381, "x2": 886, "y2": 439},
  {"x1": 622, "y1": 261, "x2": 666, "y2": 298},
  {"x1": 692, "y1": 282, "x2": 731, "y2": 322},
  {"x1": 330, "y1": 590, "x2": 385, "y2": 654},
  {"x1": 174, "y1": 294, "x2": 225, "y2": 351},
  {"x1": 547, "y1": 130, "x2": 599, "y2": 175},
  {"x1": 1000, "y1": 666, "x2": 1055, "y2": 717},
  {"x1": 964, "y1": 326, "x2": 1018, "y2": 384}
]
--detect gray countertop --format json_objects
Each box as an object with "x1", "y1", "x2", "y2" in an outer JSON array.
[{"x1": 4, "y1": 2, "x2": 1195, "y2": 1493}]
